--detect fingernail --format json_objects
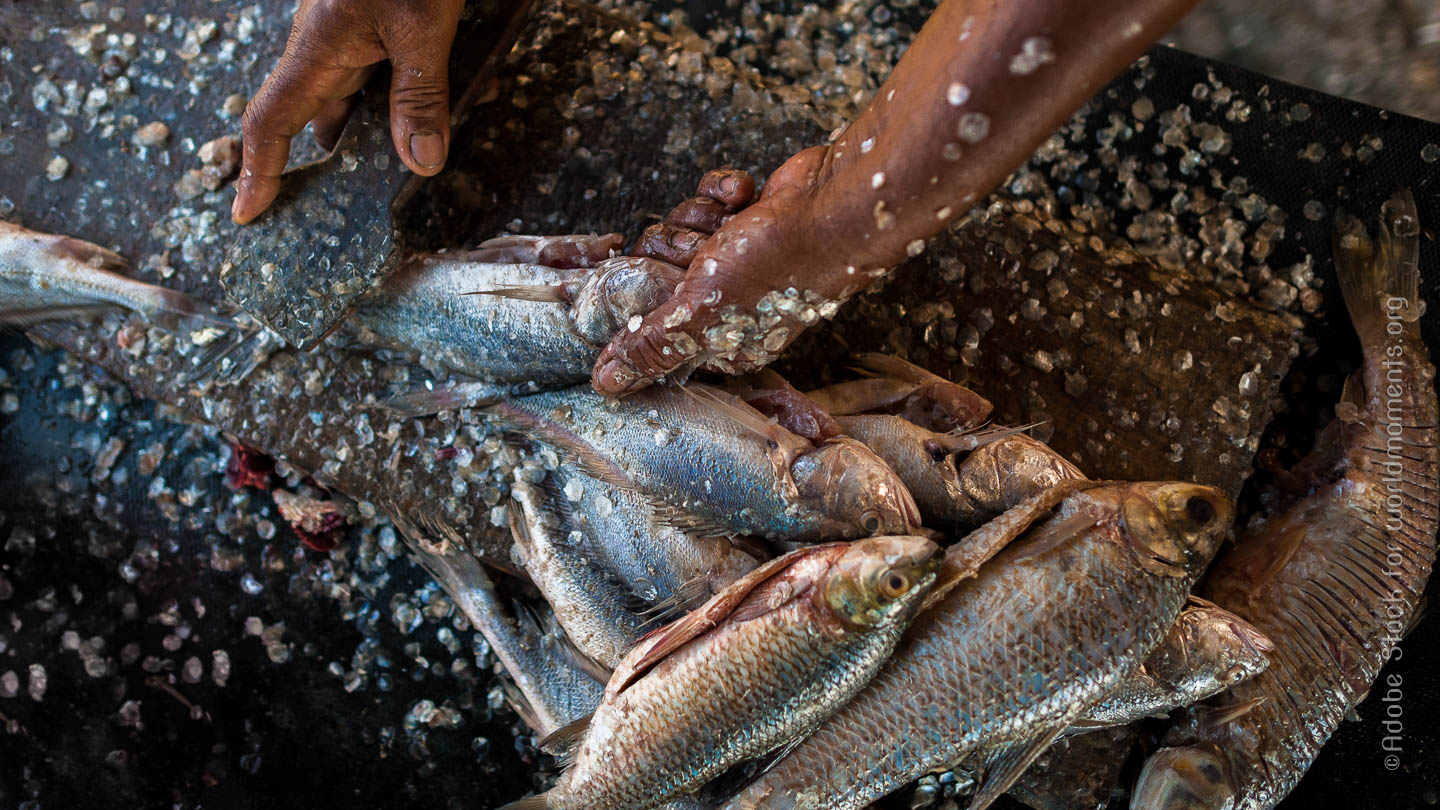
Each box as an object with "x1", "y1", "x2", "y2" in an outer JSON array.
[
  {"x1": 719, "y1": 175, "x2": 741, "y2": 197},
  {"x1": 409, "y1": 130, "x2": 445, "y2": 169},
  {"x1": 594, "y1": 358, "x2": 642, "y2": 397},
  {"x1": 231, "y1": 193, "x2": 252, "y2": 225}
]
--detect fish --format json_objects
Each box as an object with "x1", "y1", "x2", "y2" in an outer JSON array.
[
  {"x1": 538, "y1": 465, "x2": 761, "y2": 614},
  {"x1": 389, "y1": 510, "x2": 604, "y2": 736},
  {"x1": 834, "y1": 414, "x2": 1087, "y2": 531},
  {"x1": 0, "y1": 220, "x2": 219, "y2": 329},
  {"x1": 1133, "y1": 191, "x2": 1439, "y2": 810},
  {"x1": 948, "y1": 599, "x2": 1271, "y2": 799},
  {"x1": 1074, "y1": 597, "x2": 1272, "y2": 728},
  {"x1": 484, "y1": 382, "x2": 924, "y2": 540},
  {"x1": 500, "y1": 535, "x2": 942, "y2": 810},
  {"x1": 722, "y1": 480, "x2": 1232, "y2": 810},
  {"x1": 351, "y1": 236, "x2": 682, "y2": 409},
  {"x1": 508, "y1": 478, "x2": 653, "y2": 670},
  {"x1": 804, "y1": 353, "x2": 993, "y2": 432}
]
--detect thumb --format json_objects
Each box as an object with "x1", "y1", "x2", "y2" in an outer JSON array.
[
  {"x1": 382, "y1": 12, "x2": 461, "y2": 176},
  {"x1": 593, "y1": 281, "x2": 718, "y2": 396}
]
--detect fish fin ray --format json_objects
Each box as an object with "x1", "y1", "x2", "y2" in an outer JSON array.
[
  {"x1": 928, "y1": 479, "x2": 1100, "y2": 609},
  {"x1": 971, "y1": 725, "x2": 1068, "y2": 810},
  {"x1": 385, "y1": 380, "x2": 515, "y2": 417},
  {"x1": 1, "y1": 305, "x2": 114, "y2": 328},
  {"x1": 537, "y1": 713, "x2": 592, "y2": 753},
  {"x1": 485, "y1": 400, "x2": 640, "y2": 494},
  {"x1": 463, "y1": 284, "x2": 570, "y2": 303},
  {"x1": 1336, "y1": 189, "x2": 1421, "y2": 345},
  {"x1": 638, "y1": 575, "x2": 713, "y2": 623},
  {"x1": 678, "y1": 382, "x2": 811, "y2": 454},
  {"x1": 925, "y1": 421, "x2": 1047, "y2": 457},
  {"x1": 649, "y1": 503, "x2": 740, "y2": 538},
  {"x1": 607, "y1": 545, "x2": 841, "y2": 696}
]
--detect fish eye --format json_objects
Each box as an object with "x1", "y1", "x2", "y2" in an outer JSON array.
[
  {"x1": 860, "y1": 511, "x2": 882, "y2": 533},
  {"x1": 1185, "y1": 496, "x2": 1216, "y2": 526},
  {"x1": 1221, "y1": 665, "x2": 1246, "y2": 684},
  {"x1": 880, "y1": 570, "x2": 910, "y2": 599}
]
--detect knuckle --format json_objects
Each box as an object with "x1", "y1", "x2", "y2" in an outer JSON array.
[{"x1": 392, "y1": 81, "x2": 449, "y2": 117}]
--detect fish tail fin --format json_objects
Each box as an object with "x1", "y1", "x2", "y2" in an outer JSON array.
[
  {"x1": 1335, "y1": 189, "x2": 1423, "y2": 350},
  {"x1": 0, "y1": 305, "x2": 113, "y2": 329},
  {"x1": 496, "y1": 793, "x2": 550, "y2": 810},
  {"x1": 463, "y1": 284, "x2": 571, "y2": 303}
]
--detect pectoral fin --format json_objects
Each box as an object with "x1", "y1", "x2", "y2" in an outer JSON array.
[{"x1": 971, "y1": 725, "x2": 1068, "y2": 810}]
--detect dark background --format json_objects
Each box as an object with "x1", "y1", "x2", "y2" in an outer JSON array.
[{"x1": 2, "y1": 1, "x2": 1440, "y2": 809}]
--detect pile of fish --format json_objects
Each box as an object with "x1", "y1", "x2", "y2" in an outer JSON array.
[{"x1": 0, "y1": 188, "x2": 1434, "y2": 810}]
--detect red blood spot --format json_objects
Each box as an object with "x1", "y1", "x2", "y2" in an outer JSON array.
[
  {"x1": 225, "y1": 442, "x2": 275, "y2": 490},
  {"x1": 293, "y1": 512, "x2": 345, "y2": 552}
]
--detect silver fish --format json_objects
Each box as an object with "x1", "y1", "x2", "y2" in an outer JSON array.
[
  {"x1": 835, "y1": 414, "x2": 1086, "y2": 531},
  {"x1": 541, "y1": 465, "x2": 760, "y2": 613},
  {"x1": 723, "y1": 481, "x2": 1232, "y2": 810},
  {"x1": 1078, "y1": 597, "x2": 1272, "y2": 728},
  {"x1": 508, "y1": 478, "x2": 652, "y2": 670},
  {"x1": 390, "y1": 511, "x2": 603, "y2": 736},
  {"x1": 0, "y1": 220, "x2": 216, "y2": 328},
  {"x1": 1133, "y1": 191, "x2": 1439, "y2": 810},
  {"x1": 503, "y1": 536, "x2": 941, "y2": 810},
  {"x1": 486, "y1": 382, "x2": 924, "y2": 541},
  {"x1": 352, "y1": 238, "x2": 680, "y2": 395},
  {"x1": 951, "y1": 600, "x2": 1271, "y2": 798}
]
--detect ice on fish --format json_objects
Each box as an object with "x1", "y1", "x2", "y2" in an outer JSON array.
[
  {"x1": 351, "y1": 237, "x2": 683, "y2": 411},
  {"x1": 508, "y1": 478, "x2": 652, "y2": 670},
  {"x1": 540, "y1": 465, "x2": 761, "y2": 614}
]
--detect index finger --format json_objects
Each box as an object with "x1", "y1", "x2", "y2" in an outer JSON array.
[{"x1": 233, "y1": 58, "x2": 366, "y2": 224}]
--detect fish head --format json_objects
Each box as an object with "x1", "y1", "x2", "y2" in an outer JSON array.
[
  {"x1": 1151, "y1": 602, "x2": 1273, "y2": 696},
  {"x1": 1118, "y1": 483, "x2": 1232, "y2": 578},
  {"x1": 1190, "y1": 606, "x2": 1274, "y2": 689},
  {"x1": 1131, "y1": 745, "x2": 1236, "y2": 810},
  {"x1": 571, "y1": 257, "x2": 685, "y2": 344},
  {"x1": 823, "y1": 535, "x2": 942, "y2": 628},
  {"x1": 791, "y1": 438, "x2": 926, "y2": 537}
]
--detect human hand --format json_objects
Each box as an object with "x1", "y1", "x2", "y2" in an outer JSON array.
[
  {"x1": 593, "y1": 148, "x2": 865, "y2": 395},
  {"x1": 232, "y1": 0, "x2": 466, "y2": 224}
]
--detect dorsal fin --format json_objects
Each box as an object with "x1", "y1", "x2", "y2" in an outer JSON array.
[
  {"x1": 463, "y1": 284, "x2": 571, "y2": 303},
  {"x1": 924, "y1": 478, "x2": 1105, "y2": 611},
  {"x1": 606, "y1": 545, "x2": 843, "y2": 696}
]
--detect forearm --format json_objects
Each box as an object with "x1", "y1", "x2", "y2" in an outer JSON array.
[{"x1": 806, "y1": 0, "x2": 1202, "y2": 272}]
